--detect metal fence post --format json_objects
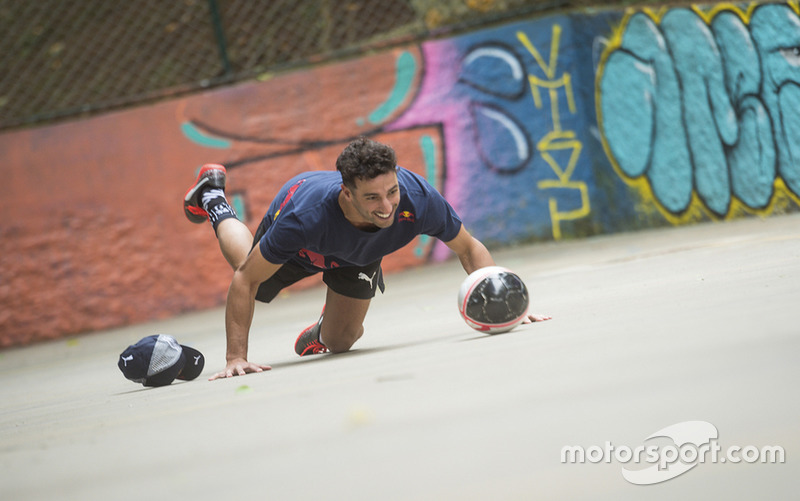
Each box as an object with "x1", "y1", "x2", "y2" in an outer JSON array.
[{"x1": 207, "y1": 0, "x2": 232, "y2": 76}]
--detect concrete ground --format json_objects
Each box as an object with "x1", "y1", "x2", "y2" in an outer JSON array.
[{"x1": 1, "y1": 214, "x2": 798, "y2": 500}]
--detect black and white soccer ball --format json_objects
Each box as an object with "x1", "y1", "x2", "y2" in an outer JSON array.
[{"x1": 458, "y1": 266, "x2": 530, "y2": 334}]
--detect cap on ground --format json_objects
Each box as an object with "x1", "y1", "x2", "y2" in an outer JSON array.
[{"x1": 118, "y1": 334, "x2": 204, "y2": 387}]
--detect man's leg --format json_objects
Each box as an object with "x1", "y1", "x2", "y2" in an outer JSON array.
[
  {"x1": 215, "y1": 218, "x2": 254, "y2": 270},
  {"x1": 319, "y1": 287, "x2": 371, "y2": 353},
  {"x1": 183, "y1": 164, "x2": 253, "y2": 270}
]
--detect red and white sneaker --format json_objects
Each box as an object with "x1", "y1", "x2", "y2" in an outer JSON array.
[
  {"x1": 183, "y1": 164, "x2": 227, "y2": 223},
  {"x1": 294, "y1": 307, "x2": 328, "y2": 356}
]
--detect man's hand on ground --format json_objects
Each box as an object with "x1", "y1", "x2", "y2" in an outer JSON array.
[
  {"x1": 523, "y1": 313, "x2": 552, "y2": 324},
  {"x1": 208, "y1": 358, "x2": 272, "y2": 381}
]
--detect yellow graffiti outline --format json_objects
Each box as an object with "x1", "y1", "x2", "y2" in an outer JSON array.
[
  {"x1": 518, "y1": 26, "x2": 590, "y2": 240},
  {"x1": 537, "y1": 130, "x2": 582, "y2": 182},
  {"x1": 517, "y1": 24, "x2": 561, "y2": 79},
  {"x1": 529, "y1": 73, "x2": 577, "y2": 133},
  {"x1": 595, "y1": 1, "x2": 800, "y2": 226}
]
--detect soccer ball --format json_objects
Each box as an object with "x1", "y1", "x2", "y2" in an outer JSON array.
[{"x1": 457, "y1": 266, "x2": 530, "y2": 334}]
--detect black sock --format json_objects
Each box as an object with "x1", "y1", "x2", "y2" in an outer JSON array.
[{"x1": 201, "y1": 188, "x2": 238, "y2": 231}]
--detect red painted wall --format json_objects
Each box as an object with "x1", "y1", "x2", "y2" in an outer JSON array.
[{"x1": 0, "y1": 48, "x2": 439, "y2": 347}]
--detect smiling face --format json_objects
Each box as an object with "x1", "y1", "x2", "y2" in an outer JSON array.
[{"x1": 339, "y1": 170, "x2": 400, "y2": 230}]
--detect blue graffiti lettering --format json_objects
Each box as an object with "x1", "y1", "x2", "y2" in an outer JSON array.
[{"x1": 599, "y1": 3, "x2": 800, "y2": 216}]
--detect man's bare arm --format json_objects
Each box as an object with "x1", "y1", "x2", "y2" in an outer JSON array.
[
  {"x1": 209, "y1": 249, "x2": 283, "y2": 380},
  {"x1": 443, "y1": 226, "x2": 495, "y2": 275}
]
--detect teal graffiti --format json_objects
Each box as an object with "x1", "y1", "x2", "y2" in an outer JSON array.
[
  {"x1": 420, "y1": 134, "x2": 437, "y2": 184},
  {"x1": 599, "y1": 4, "x2": 800, "y2": 216},
  {"x1": 415, "y1": 134, "x2": 437, "y2": 257},
  {"x1": 368, "y1": 51, "x2": 416, "y2": 124},
  {"x1": 181, "y1": 121, "x2": 232, "y2": 149},
  {"x1": 231, "y1": 193, "x2": 246, "y2": 223}
]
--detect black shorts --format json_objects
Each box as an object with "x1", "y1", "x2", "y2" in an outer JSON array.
[{"x1": 251, "y1": 221, "x2": 385, "y2": 303}]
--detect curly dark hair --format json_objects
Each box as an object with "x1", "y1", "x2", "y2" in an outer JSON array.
[{"x1": 336, "y1": 137, "x2": 397, "y2": 189}]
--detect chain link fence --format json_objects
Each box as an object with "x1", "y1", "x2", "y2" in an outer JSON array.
[{"x1": 0, "y1": 0, "x2": 612, "y2": 131}]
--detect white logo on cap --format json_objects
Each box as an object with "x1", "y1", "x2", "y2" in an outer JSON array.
[
  {"x1": 193, "y1": 355, "x2": 202, "y2": 365},
  {"x1": 121, "y1": 355, "x2": 133, "y2": 367}
]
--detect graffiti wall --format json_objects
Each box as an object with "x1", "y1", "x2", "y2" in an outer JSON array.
[
  {"x1": 598, "y1": 2, "x2": 800, "y2": 223},
  {"x1": 1, "y1": 2, "x2": 798, "y2": 346}
]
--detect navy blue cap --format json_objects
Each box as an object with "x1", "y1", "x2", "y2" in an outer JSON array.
[{"x1": 118, "y1": 335, "x2": 204, "y2": 387}]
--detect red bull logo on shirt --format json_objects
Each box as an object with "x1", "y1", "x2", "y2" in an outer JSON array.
[{"x1": 398, "y1": 210, "x2": 415, "y2": 222}]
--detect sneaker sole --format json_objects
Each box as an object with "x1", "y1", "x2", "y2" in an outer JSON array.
[{"x1": 183, "y1": 164, "x2": 227, "y2": 223}]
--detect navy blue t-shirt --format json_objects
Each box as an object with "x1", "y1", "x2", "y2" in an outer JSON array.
[{"x1": 258, "y1": 167, "x2": 462, "y2": 271}]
